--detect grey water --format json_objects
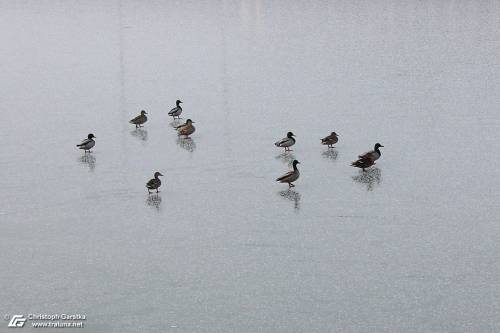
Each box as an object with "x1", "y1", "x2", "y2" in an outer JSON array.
[{"x1": 1, "y1": 1, "x2": 500, "y2": 332}]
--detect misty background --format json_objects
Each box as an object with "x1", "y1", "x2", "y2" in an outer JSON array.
[{"x1": 1, "y1": 1, "x2": 500, "y2": 332}]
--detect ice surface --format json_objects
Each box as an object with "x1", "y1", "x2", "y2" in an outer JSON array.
[{"x1": 1, "y1": 1, "x2": 500, "y2": 332}]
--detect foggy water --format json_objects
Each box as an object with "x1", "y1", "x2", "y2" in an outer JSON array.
[{"x1": 1, "y1": 1, "x2": 500, "y2": 332}]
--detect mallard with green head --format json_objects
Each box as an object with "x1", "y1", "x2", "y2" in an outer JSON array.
[
  {"x1": 276, "y1": 160, "x2": 300, "y2": 187},
  {"x1": 76, "y1": 133, "x2": 96, "y2": 153},
  {"x1": 358, "y1": 143, "x2": 384, "y2": 161},
  {"x1": 168, "y1": 100, "x2": 183, "y2": 119},
  {"x1": 275, "y1": 132, "x2": 296, "y2": 152}
]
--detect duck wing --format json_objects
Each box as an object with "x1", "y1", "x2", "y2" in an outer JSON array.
[
  {"x1": 351, "y1": 156, "x2": 375, "y2": 168},
  {"x1": 276, "y1": 170, "x2": 294, "y2": 182},
  {"x1": 146, "y1": 178, "x2": 159, "y2": 189},
  {"x1": 321, "y1": 135, "x2": 338, "y2": 144},
  {"x1": 77, "y1": 138, "x2": 91, "y2": 147},
  {"x1": 321, "y1": 134, "x2": 333, "y2": 142},
  {"x1": 178, "y1": 125, "x2": 194, "y2": 135},
  {"x1": 168, "y1": 107, "x2": 179, "y2": 115},
  {"x1": 275, "y1": 137, "x2": 291, "y2": 147},
  {"x1": 358, "y1": 150, "x2": 375, "y2": 159},
  {"x1": 129, "y1": 114, "x2": 142, "y2": 124}
]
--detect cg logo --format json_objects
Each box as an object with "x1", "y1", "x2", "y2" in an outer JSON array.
[{"x1": 7, "y1": 315, "x2": 27, "y2": 328}]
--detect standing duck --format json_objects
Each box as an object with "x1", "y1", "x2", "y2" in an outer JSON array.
[
  {"x1": 175, "y1": 119, "x2": 196, "y2": 137},
  {"x1": 129, "y1": 110, "x2": 148, "y2": 128},
  {"x1": 76, "y1": 133, "x2": 96, "y2": 153},
  {"x1": 276, "y1": 160, "x2": 300, "y2": 187},
  {"x1": 358, "y1": 143, "x2": 384, "y2": 161},
  {"x1": 275, "y1": 132, "x2": 296, "y2": 152},
  {"x1": 351, "y1": 143, "x2": 383, "y2": 172},
  {"x1": 168, "y1": 100, "x2": 183, "y2": 119},
  {"x1": 146, "y1": 172, "x2": 163, "y2": 194},
  {"x1": 320, "y1": 132, "x2": 339, "y2": 148}
]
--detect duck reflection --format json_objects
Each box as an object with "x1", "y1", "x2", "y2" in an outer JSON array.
[
  {"x1": 130, "y1": 128, "x2": 148, "y2": 141},
  {"x1": 176, "y1": 137, "x2": 196, "y2": 152},
  {"x1": 78, "y1": 154, "x2": 96, "y2": 171},
  {"x1": 278, "y1": 189, "x2": 301, "y2": 210},
  {"x1": 275, "y1": 152, "x2": 296, "y2": 164},
  {"x1": 322, "y1": 149, "x2": 338, "y2": 160},
  {"x1": 352, "y1": 167, "x2": 382, "y2": 191},
  {"x1": 146, "y1": 193, "x2": 162, "y2": 210}
]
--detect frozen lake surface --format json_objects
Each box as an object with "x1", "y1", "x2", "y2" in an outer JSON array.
[{"x1": 1, "y1": 1, "x2": 500, "y2": 332}]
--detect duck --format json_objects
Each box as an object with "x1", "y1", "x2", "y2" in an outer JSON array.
[
  {"x1": 129, "y1": 110, "x2": 148, "y2": 128},
  {"x1": 168, "y1": 100, "x2": 183, "y2": 119},
  {"x1": 320, "y1": 132, "x2": 339, "y2": 148},
  {"x1": 275, "y1": 132, "x2": 296, "y2": 151},
  {"x1": 175, "y1": 119, "x2": 196, "y2": 137},
  {"x1": 276, "y1": 160, "x2": 300, "y2": 187},
  {"x1": 146, "y1": 172, "x2": 163, "y2": 194},
  {"x1": 351, "y1": 156, "x2": 375, "y2": 172},
  {"x1": 76, "y1": 133, "x2": 96, "y2": 152},
  {"x1": 358, "y1": 143, "x2": 384, "y2": 161}
]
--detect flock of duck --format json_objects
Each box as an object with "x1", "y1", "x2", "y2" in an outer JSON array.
[
  {"x1": 76, "y1": 100, "x2": 384, "y2": 193},
  {"x1": 273, "y1": 131, "x2": 384, "y2": 187}
]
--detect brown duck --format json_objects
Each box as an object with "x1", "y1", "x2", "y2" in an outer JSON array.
[{"x1": 320, "y1": 132, "x2": 339, "y2": 148}]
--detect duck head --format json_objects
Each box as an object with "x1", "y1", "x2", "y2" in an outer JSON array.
[
  {"x1": 292, "y1": 160, "x2": 300, "y2": 167},
  {"x1": 186, "y1": 119, "x2": 195, "y2": 124},
  {"x1": 287, "y1": 132, "x2": 295, "y2": 138},
  {"x1": 88, "y1": 133, "x2": 96, "y2": 139},
  {"x1": 374, "y1": 143, "x2": 384, "y2": 149},
  {"x1": 154, "y1": 172, "x2": 164, "y2": 178},
  {"x1": 141, "y1": 110, "x2": 147, "y2": 115},
  {"x1": 176, "y1": 99, "x2": 182, "y2": 105},
  {"x1": 331, "y1": 132, "x2": 339, "y2": 136}
]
